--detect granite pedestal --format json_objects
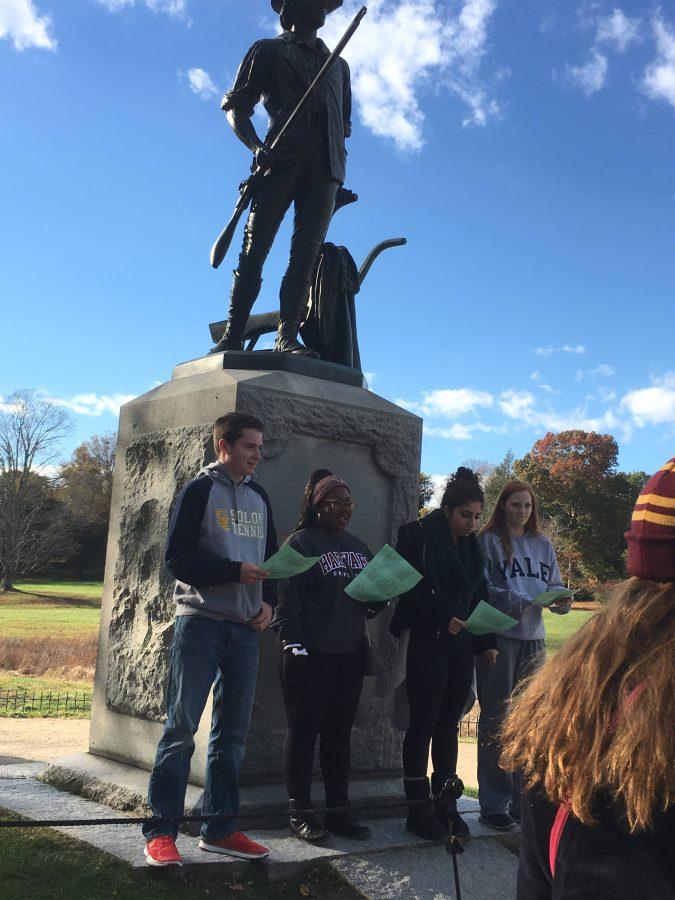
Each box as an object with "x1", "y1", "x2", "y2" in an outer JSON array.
[{"x1": 87, "y1": 354, "x2": 422, "y2": 787}]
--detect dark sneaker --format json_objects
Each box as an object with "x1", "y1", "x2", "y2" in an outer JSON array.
[
  {"x1": 479, "y1": 812, "x2": 517, "y2": 831},
  {"x1": 289, "y1": 811, "x2": 330, "y2": 844},
  {"x1": 144, "y1": 836, "x2": 182, "y2": 866},
  {"x1": 324, "y1": 810, "x2": 371, "y2": 841},
  {"x1": 199, "y1": 832, "x2": 270, "y2": 859}
]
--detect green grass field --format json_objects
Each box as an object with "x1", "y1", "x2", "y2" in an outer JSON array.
[
  {"x1": 13, "y1": 580, "x2": 103, "y2": 601},
  {"x1": 544, "y1": 609, "x2": 595, "y2": 654},
  {"x1": 0, "y1": 604, "x2": 100, "y2": 639}
]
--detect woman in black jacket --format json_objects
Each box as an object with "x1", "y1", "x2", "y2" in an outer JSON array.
[
  {"x1": 273, "y1": 473, "x2": 387, "y2": 843},
  {"x1": 391, "y1": 467, "x2": 497, "y2": 840}
]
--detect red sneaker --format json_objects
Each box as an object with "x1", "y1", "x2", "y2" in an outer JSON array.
[
  {"x1": 144, "y1": 835, "x2": 182, "y2": 866},
  {"x1": 199, "y1": 832, "x2": 270, "y2": 859}
]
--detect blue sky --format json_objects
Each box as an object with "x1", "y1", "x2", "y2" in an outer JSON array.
[{"x1": 1, "y1": 0, "x2": 674, "y2": 482}]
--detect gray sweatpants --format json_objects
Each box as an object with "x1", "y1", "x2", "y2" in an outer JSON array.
[{"x1": 476, "y1": 635, "x2": 545, "y2": 817}]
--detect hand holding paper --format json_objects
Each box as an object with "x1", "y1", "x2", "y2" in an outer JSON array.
[
  {"x1": 532, "y1": 588, "x2": 577, "y2": 608},
  {"x1": 345, "y1": 544, "x2": 422, "y2": 603},
  {"x1": 464, "y1": 600, "x2": 518, "y2": 636},
  {"x1": 262, "y1": 545, "x2": 320, "y2": 580}
]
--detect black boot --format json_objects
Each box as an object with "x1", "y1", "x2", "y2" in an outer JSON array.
[
  {"x1": 403, "y1": 777, "x2": 446, "y2": 841},
  {"x1": 210, "y1": 272, "x2": 261, "y2": 354},
  {"x1": 431, "y1": 772, "x2": 470, "y2": 839},
  {"x1": 288, "y1": 799, "x2": 330, "y2": 844},
  {"x1": 324, "y1": 799, "x2": 371, "y2": 841},
  {"x1": 275, "y1": 275, "x2": 319, "y2": 357}
]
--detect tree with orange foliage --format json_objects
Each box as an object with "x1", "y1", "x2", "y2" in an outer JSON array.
[{"x1": 515, "y1": 431, "x2": 647, "y2": 581}]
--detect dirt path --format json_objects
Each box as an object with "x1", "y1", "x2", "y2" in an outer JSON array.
[
  {"x1": 0, "y1": 718, "x2": 479, "y2": 789},
  {"x1": 0, "y1": 718, "x2": 89, "y2": 764}
]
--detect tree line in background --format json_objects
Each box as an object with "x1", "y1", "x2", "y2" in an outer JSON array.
[
  {"x1": 420, "y1": 431, "x2": 649, "y2": 588},
  {"x1": 0, "y1": 390, "x2": 114, "y2": 591},
  {"x1": 1, "y1": 390, "x2": 649, "y2": 590}
]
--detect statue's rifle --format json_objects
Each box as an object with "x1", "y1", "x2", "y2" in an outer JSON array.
[{"x1": 210, "y1": 5, "x2": 367, "y2": 270}]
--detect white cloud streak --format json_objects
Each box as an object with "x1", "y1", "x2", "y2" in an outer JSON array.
[
  {"x1": 322, "y1": 0, "x2": 501, "y2": 151},
  {"x1": 642, "y1": 16, "x2": 675, "y2": 111},
  {"x1": 97, "y1": 0, "x2": 186, "y2": 18},
  {"x1": 185, "y1": 67, "x2": 219, "y2": 100},
  {"x1": 50, "y1": 392, "x2": 137, "y2": 417},
  {"x1": 533, "y1": 344, "x2": 586, "y2": 356},
  {"x1": 0, "y1": 0, "x2": 56, "y2": 51},
  {"x1": 400, "y1": 387, "x2": 494, "y2": 418},
  {"x1": 621, "y1": 372, "x2": 675, "y2": 426},
  {"x1": 564, "y1": 7, "x2": 641, "y2": 97},
  {"x1": 566, "y1": 49, "x2": 609, "y2": 95}
]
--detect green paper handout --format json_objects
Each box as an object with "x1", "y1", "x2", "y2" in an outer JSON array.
[
  {"x1": 464, "y1": 600, "x2": 518, "y2": 636},
  {"x1": 344, "y1": 543, "x2": 422, "y2": 604},
  {"x1": 262, "y1": 545, "x2": 320, "y2": 579},
  {"x1": 532, "y1": 588, "x2": 577, "y2": 607}
]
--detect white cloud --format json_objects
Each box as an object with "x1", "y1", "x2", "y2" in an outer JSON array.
[
  {"x1": 0, "y1": 0, "x2": 56, "y2": 51},
  {"x1": 576, "y1": 362, "x2": 615, "y2": 381},
  {"x1": 499, "y1": 390, "x2": 535, "y2": 419},
  {"x1": 539, "y1": 383, "x2": 559, "y2": 395},
  {"x1": 185, "y1": 67, "x2": 219, "y2": 100},
  {"x1": 566, "y1": 49, "x2": 608, "y2": 95},
  {"x1": 621, "y1": 372, "x2": 675, "y2": 426},
  {"x1": 642, "y1": 16, "x2": 675, "y2": 111},
  {"x1": 563, "y1": 8, "x2": 641, "y2": 97},
  {"x1": 97, "y1": 0, "x2": 186, "y2": 18},
  {"x1": 530, "y1": 371, "x2": 540, "y2": 381},
  {"x1": 424, "y1": 423, "x2": 474, "y2": 440},
  {"x1": 51, "y1": 392, "x2": 137, "y2": 417},
  {"x1": 533, "y1": 343, "x2": 586, "y2": 356},
  {"x1": 322, "y1": 0, "x2": 501, "y2": 151},
  {"x1": 406, "y1": 387, "x2": 494, "y2": 418},
  {"x1": 596, "y1": 9, "x2": 642, "y2": 53}
]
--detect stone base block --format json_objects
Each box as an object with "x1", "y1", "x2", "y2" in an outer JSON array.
[{"x1": 90, "y1": 365, "x2": 421, "y2": 784}]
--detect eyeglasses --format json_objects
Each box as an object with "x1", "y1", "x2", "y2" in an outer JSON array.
[{"x1": 322, "y1": 498, "x2": 356, "y2": 511}]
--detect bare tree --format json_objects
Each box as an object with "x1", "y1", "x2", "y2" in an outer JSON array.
[{"x1": 0, "y1": 390, "x2": 73, "y2": 591}]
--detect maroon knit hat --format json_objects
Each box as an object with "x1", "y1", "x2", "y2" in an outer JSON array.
[
  {"x1": 312, "y1": 475, "x2": 350, "y2": 506},
  {"x1": 625, "y1": 457, "x2": 675, "y2": 583}
]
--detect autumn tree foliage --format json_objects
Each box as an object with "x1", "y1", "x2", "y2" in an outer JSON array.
[
  {"x1": 57, "y1": 433, "x2": 115, "y2": 577},
  {"x1": 515, "y1": 431, "x2": 648, "y2": 581}
]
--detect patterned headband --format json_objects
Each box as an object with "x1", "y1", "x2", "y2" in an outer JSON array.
[{"x1": 312, "y1": 475, "x2": 350, "y2": 507}]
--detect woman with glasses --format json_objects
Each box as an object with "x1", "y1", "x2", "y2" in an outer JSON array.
[{"x1": 273, "y1": 473, "x2": 387, "y2": 843}]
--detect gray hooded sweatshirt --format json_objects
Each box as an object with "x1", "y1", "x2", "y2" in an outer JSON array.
[
  {"x1": 164, "y1": 463, "x2": 278, "y2": 623},
  {"x1": 479, "y1": 530, "x2": 567, "y2": 641}
]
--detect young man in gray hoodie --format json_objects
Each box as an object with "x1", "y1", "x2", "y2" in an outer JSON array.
[{"x1": 142, "y1": 412, "x2": 277, "y2": 867}]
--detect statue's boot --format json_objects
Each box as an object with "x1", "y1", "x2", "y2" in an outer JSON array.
[
  {"x1": 210, "y1": 272, "x2": 261, "y2": 354},
  {"x1": 275, "y1": 274, "x2": 319, "y2": 357}
]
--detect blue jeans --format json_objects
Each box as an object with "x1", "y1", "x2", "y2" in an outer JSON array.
[{"x1": 142, "y1": 615, "x2": 259, "y2": 842}]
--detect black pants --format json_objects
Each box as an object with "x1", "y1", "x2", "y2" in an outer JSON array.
[
  {"x1": 280, "y1": 647, "x2": 364, "y2": 806},
  {"x1": 402, "y1": 627, "x2": 474, "y2": 782},
  {"x1": 230, "y1": 149, "x2": 339, "y2": 324}
]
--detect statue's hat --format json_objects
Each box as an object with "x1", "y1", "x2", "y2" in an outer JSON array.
[{"x1": 271, "y1": 1, "x2": 343, "y2": 12}]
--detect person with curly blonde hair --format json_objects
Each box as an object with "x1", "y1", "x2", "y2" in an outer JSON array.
[{"x1": 501, "y1": 457, "x2": 675, "y2": 898}]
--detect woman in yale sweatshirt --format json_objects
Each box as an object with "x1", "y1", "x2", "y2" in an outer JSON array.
[
  {"x1": 273, "y1": 473, "x2": 387, "y2": 845},
  {"x1": 477, "y1": 480, "x2": 571, "y2": 831}
]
